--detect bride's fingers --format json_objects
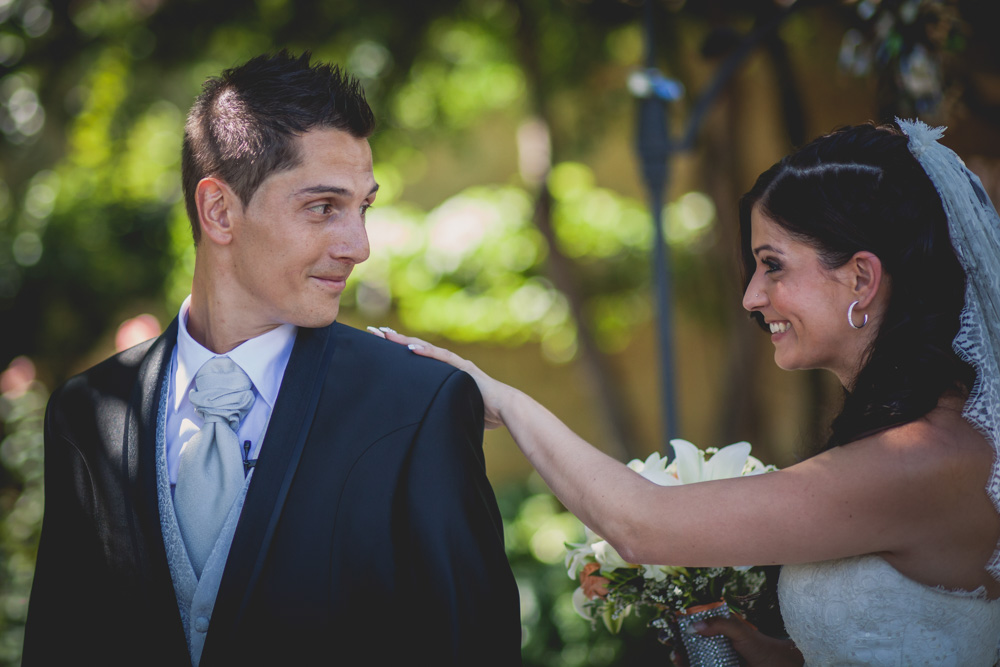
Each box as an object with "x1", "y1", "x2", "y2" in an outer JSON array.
[
  {"x1": 367, "y1": 326, "x2": 427, "y2": 350},
  {"x1": 695, "y1": 615, "x2": 756, "y2": 639},
  {"x1": 374, "y1": 328, "x2": 471, "y2": 370}
]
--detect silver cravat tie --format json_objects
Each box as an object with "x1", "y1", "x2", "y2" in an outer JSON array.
[{"x1": 174, "y1": 356, "x2": 255, "y2": 578}]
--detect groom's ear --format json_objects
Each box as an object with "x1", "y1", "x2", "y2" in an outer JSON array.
[{"x1": 196, "y1": 177, "x2": 240, "y2": 246}]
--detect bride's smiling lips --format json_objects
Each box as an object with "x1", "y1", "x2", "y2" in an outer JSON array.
[{"x1": 768, "y1": 320, "x2": 790, "y2": 336}]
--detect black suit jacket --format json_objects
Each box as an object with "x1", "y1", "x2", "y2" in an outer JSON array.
[{"x1": 23, "y1": 320, "x2": 521, "y2": 665}]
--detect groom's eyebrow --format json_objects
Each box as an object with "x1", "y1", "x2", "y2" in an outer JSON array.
[{"x1": 293, "y1": 183, "x2": 380, "y2": 198}]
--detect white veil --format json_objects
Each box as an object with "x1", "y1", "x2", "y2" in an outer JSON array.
[{"x1": 899, "y1": 118, "x2": 1000, "y2": 581}]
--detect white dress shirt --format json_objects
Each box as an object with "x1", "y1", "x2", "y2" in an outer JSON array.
[{"x1": 165, "y1": 295, "x2": 297, "y2": 485}]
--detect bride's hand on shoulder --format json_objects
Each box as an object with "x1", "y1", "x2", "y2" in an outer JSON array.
[{"x1": 368, "y1": 326, "x2": 512, "y2": 430}]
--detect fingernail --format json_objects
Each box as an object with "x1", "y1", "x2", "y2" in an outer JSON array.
[
  {"x1": 686, "y1": 621, "x2": 707, "y2": 635},
  {"x1": 407, "y1": 344, "x2": 424, "y2": 351},
  {"x1": 379, "y1": 327, "x2": 397, "y2": 334},
  {"x1": 366, "y1": 326, "x2": 382, "y2": 335}
]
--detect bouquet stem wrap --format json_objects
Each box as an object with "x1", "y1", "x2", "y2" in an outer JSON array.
[{"x1": 675, "y1": 601, "x2": 740, "y2": 667}]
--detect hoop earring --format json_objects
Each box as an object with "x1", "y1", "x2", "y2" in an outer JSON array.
[{"x1": 847, "y1": 300, "x2": 868, "y2": 329}]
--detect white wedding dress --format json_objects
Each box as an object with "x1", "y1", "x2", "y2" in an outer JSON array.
[{"x1": 779, "y1": 555, "x2": 1000, "y2": 666}]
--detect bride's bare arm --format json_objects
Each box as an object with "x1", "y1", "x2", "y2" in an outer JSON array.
[{"x1": 374, "y1": 330, "x2": 980, "y2": 572}]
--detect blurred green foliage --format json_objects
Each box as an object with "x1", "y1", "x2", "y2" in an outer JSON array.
[
  {"x1": 0, "y1": 371, "x2": 44, "y2": 664},
  {"x1": 345, "y1": 165, "x2": 715, "y2": 361}
]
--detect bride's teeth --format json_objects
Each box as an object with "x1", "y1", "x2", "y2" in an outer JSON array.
[{"x1": 769, "y1": 322, "x2": 789, "y2": 334}]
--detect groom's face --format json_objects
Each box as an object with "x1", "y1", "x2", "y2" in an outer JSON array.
[{"x1": 226, "y1": 128, "x2": 378, "y2": 330}]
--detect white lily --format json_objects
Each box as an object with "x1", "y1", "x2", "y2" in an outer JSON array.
[
  {"x1": 627, "y1": 451, "x2": 679, "y2": 486},
  {"x1": 564, "y1": 526, "x2": 602, "y2": 578},
  {"x1": 566, "y1": 526, "x2": 634, "y2": 577},
  {"x1": 667, "y1": 439, "x2": 758, "y2": 483},
  {"x1": 592, "y1": 539, "x2": 630, "y2": 571},
  {"x1": 571, "y1": 587, "x2": 596, "y2": 620},
  {"x1": 743, "y1": 452, "x2": 776, "y2": 475},
  {"x1": 641, "y1": 563, "x2": 688, "y2": 582}
]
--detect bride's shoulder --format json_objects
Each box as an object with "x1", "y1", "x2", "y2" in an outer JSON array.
[{"x1": 847, "y1": 396, "x2": 993, "y2": 483}]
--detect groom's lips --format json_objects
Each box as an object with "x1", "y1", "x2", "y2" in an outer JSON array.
[{"x1": 311, "y1": 273, "x2": 350, "y2": 291}]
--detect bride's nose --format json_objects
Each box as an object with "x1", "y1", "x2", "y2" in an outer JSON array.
[{"x1": 743, "y1": 276, "x2": 766, "y2": 312}]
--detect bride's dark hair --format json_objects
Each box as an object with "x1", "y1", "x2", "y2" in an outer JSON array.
[{"x1": 739, "y1": 122, "x2": 974, "y2": 450}]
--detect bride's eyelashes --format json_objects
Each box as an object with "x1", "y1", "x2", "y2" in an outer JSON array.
[{"x1": 763, "y1": 258, "x2": 783, "y2": 273}]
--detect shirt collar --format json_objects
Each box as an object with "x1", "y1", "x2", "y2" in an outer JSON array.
[{"x1": 174, "y1": 295, "x2": 297, "y2": 411}]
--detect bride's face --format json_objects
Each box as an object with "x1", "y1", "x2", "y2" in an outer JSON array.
[{"x1": 742, "y1": 207, "x2": 863, "y2": 385}]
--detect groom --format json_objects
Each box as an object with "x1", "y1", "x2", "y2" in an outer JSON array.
[{"x1": 23, "y1": 52, "x2": 521, "y2": 666}]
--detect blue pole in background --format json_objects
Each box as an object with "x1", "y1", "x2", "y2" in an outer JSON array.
[
  {"x1": 635, "y1": 0, "x2": 682, "y2": 457},
  {"x1": 632, "y1": 0, "x2": 800, "y2": 460}
]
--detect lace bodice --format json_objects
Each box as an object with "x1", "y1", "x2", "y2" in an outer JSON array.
[{"x1": 779, "y1": 555, "x2": 1000, "y2": 666}]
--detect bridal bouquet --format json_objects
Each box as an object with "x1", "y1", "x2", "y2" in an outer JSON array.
[{"x1": 564, "y1": 440, "x2": 776, "y2": 659}]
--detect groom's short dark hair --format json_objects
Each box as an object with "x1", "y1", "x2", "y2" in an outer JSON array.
[{"x1": 181, "y1": 50, "x2": 376, "y2": 243}]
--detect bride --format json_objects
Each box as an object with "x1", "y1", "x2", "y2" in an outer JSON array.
[{"x1": 377, "y1": 120, "x2": 1000, "y2": 665}]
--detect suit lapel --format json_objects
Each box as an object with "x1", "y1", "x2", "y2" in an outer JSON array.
[
  {"x1": 128, "y1": 318, "x2": 176, "y2": 558},
  {"x1": 124, "y1": 318, "x2": 189, "y2": 645},
  {"x1": 204, "y1": 324, "x2": 336, "y2": 650}
]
